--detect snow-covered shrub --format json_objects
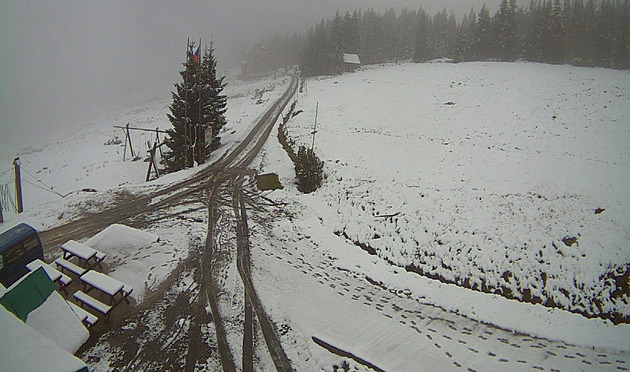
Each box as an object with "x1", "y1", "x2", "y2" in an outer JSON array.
[{"x1": 295, "y1": 146, "x2": 324, "y2": 193}]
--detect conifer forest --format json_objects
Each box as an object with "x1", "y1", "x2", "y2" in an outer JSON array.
[{"x1": 244, "y1": 0, "x2": 630, "y2": 76}]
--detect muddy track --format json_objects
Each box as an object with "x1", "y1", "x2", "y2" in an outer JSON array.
[
  {"x1": 40, "y1": 76, "x2": 297, "y2": 252},
  {"x1": 232, "y1": 178, "x2": 293, "y2": 371},
  {"x1": 42, "y1": 76, "x2": 297, "y2": 370},
  {"x1": 199, "y1": 76, "x2": 297, "y2": 371}
]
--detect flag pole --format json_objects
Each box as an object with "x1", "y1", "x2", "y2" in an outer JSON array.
[
  {"x1": 184, "y1": 37, "x2": 189, "y2": 168},
  {"x1": 198, "y1": 38, "x2": 203, "y2": 162}
]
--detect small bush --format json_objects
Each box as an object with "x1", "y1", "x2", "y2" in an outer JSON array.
[{"x1": 295, "y1": 145, "x2": 324, "y2": 193}]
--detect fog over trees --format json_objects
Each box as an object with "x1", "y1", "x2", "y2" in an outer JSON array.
[
  {"x1": 245, "y1": 0, "x2": 630, "y2": 76},
  {"x1": 1, "y1": 0, "x2": 503, "y2": 162}
]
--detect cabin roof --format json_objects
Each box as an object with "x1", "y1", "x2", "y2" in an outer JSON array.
[{"x1": 343, "y1": 53, "x2": 361, "y2": 65}]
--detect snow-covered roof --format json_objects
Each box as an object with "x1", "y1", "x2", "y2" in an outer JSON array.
[
  {"x1": 343, "y1": 53, "x2": 360, "y2": 65},
  {"x1": 0, "y1": 305, "x2": 88, "y2": 372}
]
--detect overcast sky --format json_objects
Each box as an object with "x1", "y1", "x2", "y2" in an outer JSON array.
[{"x1": 0, "y1": 0, "x2": 502, "y2": 160}]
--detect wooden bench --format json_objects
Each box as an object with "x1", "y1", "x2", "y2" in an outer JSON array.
[
  {"x1": 74, "y1": 290, "x2": 112, "y2": 320},
  {"x1": 121, "y1": 285, "x2": 133, "y2": 304},
  {"x1": 61, "y1": 240, "x2": 106, "y2": 270},
  {"x1": 67, "y1": 301, "x2": 98, "y2": 327},
  {"x1": 54, "y1": 257, "x2": 87, "y2": 277},
  {"x1": 57, "y1": 273, "x2": 72, "y2": 294},
  {"x1": 26, "y1": 259, "x2": 72, "y2": 294}
]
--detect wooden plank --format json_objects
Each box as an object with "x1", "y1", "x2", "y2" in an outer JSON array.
[
  {"x1": 74, "y1": 290, "x2": 111, "y2": 315},
  {"x1": 67, "y1": 301, "x2": 98, "y2": 327},
  {"x1": 81, "y1": 271, "x2": 124, "y2": 297},
  {"x1": 61, "y1": 240, "x2": 97, "y2": 261},
  {"x1": 54, "y1": 257, "x2": 87, "y2": 277}
]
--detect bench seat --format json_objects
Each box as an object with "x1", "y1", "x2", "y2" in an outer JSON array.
[
  {"x1": 67, "y1": 301, "x2": 98, "y2": 327},
  {"x1": 55, "y1": 257, "x2": 87, "y2": 277},
  {"x1": 74, "y1": 290, "x2": 112, "y2": 316},
  {"x1": 58, "y1": 272, "x2": 72, "y2": 287}
]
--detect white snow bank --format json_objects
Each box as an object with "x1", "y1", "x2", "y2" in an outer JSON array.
[
  {"x1": 293, "y1": 210, "x2": 630, "y2": 352},
  {"x1": 26, "y1": 291, "x2": 89, "y2": 354},
  {"x1": 84, "y1": 224, "x2": 173, "y2": 303},
  {"x1": 285, "y1": 61, "x2": 630, "y2": 320},
  {"x1": 0, "y1": 305, "x2": 87, "y2": 372}
]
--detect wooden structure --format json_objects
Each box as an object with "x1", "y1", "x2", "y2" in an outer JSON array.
[
  {"x1": 74, "y1": 270, "x2": 132, "y2": 321},
  {"x1": 343, "y1": 53, "x2": 361, "y2": 72},
  {"x1": 59, "y1": 240, "x2": 105, "y2": 271},
  {"x1": 114, "y1": 124, "x2": 167, "y2": 181},
  {"x1": 26, "y1": 259, "x2": 72, "y2": 294}
]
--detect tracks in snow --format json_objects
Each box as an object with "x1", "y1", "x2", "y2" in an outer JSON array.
[{"x1": 51, "y1": 76, "x2": 297, "y2": 370}]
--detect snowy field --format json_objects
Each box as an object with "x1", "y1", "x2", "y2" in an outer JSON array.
[
  {"x1": 0, "y1": 73, "x2": 289, "y2": 229},
  {"x1": 275, "y1": 61, "x2": 630, "y2": 322},
  {"x1": 0, "y1": 73, "x2": 290, "y2": 306},
  {"x1": 3, "y1": 62, "x2": 630, "y2": 370},
  {"x1": 253, "y1": 61, "x2": 630, "y2": 364}
]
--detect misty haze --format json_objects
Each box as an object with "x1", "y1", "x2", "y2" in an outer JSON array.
[{"x1": 1, "y1": 1, "x2": 629, "y2": 371}]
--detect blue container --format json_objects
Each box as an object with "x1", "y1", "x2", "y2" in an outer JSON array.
[{"x1": 0, "y1": 223, "x2": 44, "y2": 287}]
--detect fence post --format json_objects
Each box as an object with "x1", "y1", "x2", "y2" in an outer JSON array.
[
  {"x1": 13, "y1": 157, "x2": 23, "y2": 213},
  {"x1": 0, "y1": 196, "x2": 4, "y2": 223}
]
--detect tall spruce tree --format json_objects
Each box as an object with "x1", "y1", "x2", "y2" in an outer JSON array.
[
  {"x1": 164, "y1": 40, "x2": 227, "y2": 172},
  {"x1": 201, "y1": 43, "x2": 228, "y2": 151},
  {"x1": 164, "y1": 41, "x2": 203, "y2": 171},
  {"x1": 413, "y1": 10, "x2": 432, "y2": 62},
  {"x1": 330, "y1": 12, "x2": 345, "y2": 74},
  {"x1": 495, "y1": 0, "x2": 519, "y2": 61}
]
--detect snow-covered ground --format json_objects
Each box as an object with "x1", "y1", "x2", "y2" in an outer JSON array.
[
  {"x1": 253, "y1": 61, "x2": 630, "y2": 369},
  {"x1": 0, "y1": 73, "x2": 290, "y2": 230},
  {"x1": 3, "y1": 62, "x2": 630, "y2": 371},
  {"x1": 0, "y1": 73, "x2": 290, "y2": 325},
  {"x1": 274, "y1": 61, "x2": 630, "y2": 321}
]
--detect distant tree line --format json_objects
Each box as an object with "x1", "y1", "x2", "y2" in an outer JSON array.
[{"x1": 243, "y1": 0, "x2": 630, "y2": 76}]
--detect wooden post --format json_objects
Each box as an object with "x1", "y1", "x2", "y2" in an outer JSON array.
[
  {"x1": 13, "y1": 157, "x2": 23, "y2": 213},
  {"x1": 0, "y1": 196, "x2": 4, "y2": 223},
  {"x1": 156, "y1": 127, "x2": 164, "y2": 157},
  {"x1": 146, "y1": 142, "x2": 160, "y2": 182},
  {"x1": 146, "y1": 146, "x2": 154, "y2": 182},
  {"x1": 311, "y1": 102, "x2": 319, "y2": 150},
  {"x1": 125, "y1": 123, "x2": 135, "y2": 159}
]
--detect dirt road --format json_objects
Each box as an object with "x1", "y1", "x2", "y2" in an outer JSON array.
[{"x1": 53, "y1": 76, "x2": 297, "y2": 371}]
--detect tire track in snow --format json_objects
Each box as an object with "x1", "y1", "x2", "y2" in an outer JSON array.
[{"x1": 258, "y1": 234, "x2": 630, "y2": 371}]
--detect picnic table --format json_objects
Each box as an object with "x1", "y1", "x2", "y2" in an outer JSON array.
[
  {"x1": 80, "y1": 270, "x2": 132, "y2": 306},
  {"x1": 26, "y1": 259, "x2": 72, "y2": 293},
  {"x1": 61, "y1": 240, "x2": 105, "y2": 269}
]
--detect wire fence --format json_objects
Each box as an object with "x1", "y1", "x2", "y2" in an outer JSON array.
[
  {"x1": 0, "y1": 162, "x2": 69, "y2": 214},
  {"x1": 20, "y1": 165, "x2": 65, "y2": 198},
  {"x1": 0, "y1": 179, "x2": 17, "y2": 213}
]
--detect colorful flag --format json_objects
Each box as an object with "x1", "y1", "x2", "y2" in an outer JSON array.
[{"x1": 193, "y1": 45, "x2": 201, "y2": 63}]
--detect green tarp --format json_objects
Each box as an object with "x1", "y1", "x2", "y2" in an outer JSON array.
[{"x1": 0, "y1": 267, "x2": 57, "y2": 321}]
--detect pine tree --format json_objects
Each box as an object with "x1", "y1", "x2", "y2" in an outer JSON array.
[
  {"x1": 453, "y1": 9, "x2": 477, "y2": 62},
  {"x1": 315, "y1": 20, "x2": 330, "y2": 74},
  {"x1": 201, "y1": 43, "x2": 228, "y2": 152},
  {"x1": 330, "y1": 12, "x2": 345, "y2": 74},
  {"x1": 164, "y1": 41, "x2": 203, "y2": 171},
  {"x1": 164, "y1": 41, "x2": 227, "y2": 172},
  {"x1": 475, "y1": 5, "x2": 494, "y2": 60},
  {"x1": 413, "y1": 10, "x2": 432, "y2": 62},
  {"x1": 496, "y1": 0, "x2": 519, "y2": 61}
]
